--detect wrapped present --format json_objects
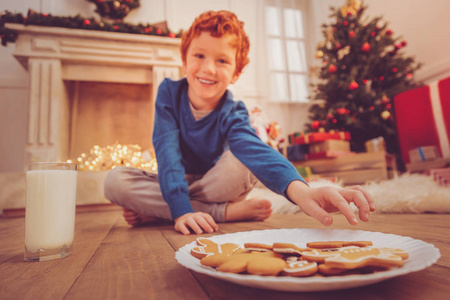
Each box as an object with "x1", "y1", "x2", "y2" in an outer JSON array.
[
  {"x1": 394, "y1": 76, "x2": 450, "y2": 164},
  {"x1": 365, "y1": 137, "x2": 386, "y2": 153},
  {"x1": 280, "y1": 144, "x2": 309, "y2": 161},
  {"x1": 428, "y1": 168, "x2": 450, "y2": 187},
  {"x1": 294, "y1": 131, "x2": 351, "y2": 145},
  {"x1": 409, "y1": 146, "x2": 440, "y2": 163},
  {"x1": 295, "y1": 166, "x2": 313, "y2": 178},
  {"x1": 309, "y1": 140, "x2": 351, "y2": 154},
  {"x1": 306, "y1": 150, "x2": 355, "y2": 160}
]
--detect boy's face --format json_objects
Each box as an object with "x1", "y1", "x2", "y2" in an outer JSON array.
[{"x1": 183, "y1": 31, "x2": 240, "y2": 110}]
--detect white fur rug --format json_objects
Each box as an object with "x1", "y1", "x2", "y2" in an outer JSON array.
[{"x1": 246, "y1": 173, "x2": 450, "y2": 214}]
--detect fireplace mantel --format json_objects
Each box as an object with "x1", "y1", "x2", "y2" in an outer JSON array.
[{"x1": 6, "y1": 23, "x2": 182, "y2": 164}]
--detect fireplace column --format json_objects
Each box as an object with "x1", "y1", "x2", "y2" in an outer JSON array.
[{"x1": 26, "y1": 58, "x2": 69, "y2": 164}]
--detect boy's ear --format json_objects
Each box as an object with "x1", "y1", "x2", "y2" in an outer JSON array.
[{"x1": 230, "y1": 72, "x2": 241, "y2": 84}]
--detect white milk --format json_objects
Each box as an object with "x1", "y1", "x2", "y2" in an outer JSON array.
[{"x1": 25, "y1": 170, "x2": 78, "y2": 252}]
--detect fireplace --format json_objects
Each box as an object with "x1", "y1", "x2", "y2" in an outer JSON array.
[{"x1": 7, "y1": 23, "x2": 182, "y2": 166}]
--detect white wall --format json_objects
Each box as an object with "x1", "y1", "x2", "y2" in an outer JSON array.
[{"x1": 1, "y1": 0, "x2": 450, "y2": 172}]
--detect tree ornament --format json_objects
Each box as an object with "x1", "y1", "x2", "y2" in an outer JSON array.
[
  {"x1": 328, "y1": 64, "x2": 338, "y2": 73},
  {"x1": 315, "y1": 50, "x2": 324, "y2": 58},
  {"x1": 311, "y1": 121, "x2": 320, "y2": 130},
  {"x1": 349, "y1": 81, "x2": 359, "y2": 90},
  {"x1": 348, "y1": 30, "x2": 356, "y2": 38},
  {"x1": 381, "y1": 111, "x2": 391, "y2": 120},
  {"x1": 361, "y1": 42, "x2": 371, "y2": 52},
  {"x1": 336, "y1": 108, "x2": 347, "y2": 115}
]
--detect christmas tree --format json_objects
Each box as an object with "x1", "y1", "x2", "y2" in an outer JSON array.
[{"x1": 307, "y1": 0, "x2": 421, "y2": 158}]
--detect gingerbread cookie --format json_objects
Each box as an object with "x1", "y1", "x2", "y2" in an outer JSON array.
[
  {"x1": 306, "y1": 241, "x2": 373, "y2": 249},
  {"x1": 282, "y1": 257, "x2": 318, "y2": 277},
  {"x1": 244, "y1": 243, "x2": 273, "y2": 252},
  {"x1": 302, "y1": 247, "x2": 407, "y2": 270},
  {"x1": 190, "y1": 237, "x2": 241, "y2": 259},
  {"x1": 272, "y1": 243, "x2": 310, "y2": 255}
]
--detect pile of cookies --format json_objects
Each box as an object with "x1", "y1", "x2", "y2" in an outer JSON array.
[{"x1": 190, "y1": 238, "x2": 409, "y2": 277}]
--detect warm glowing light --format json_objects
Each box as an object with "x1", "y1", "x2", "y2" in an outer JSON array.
[{"x1": 74, "y1": 141, "x2": 157, "y2": 172}]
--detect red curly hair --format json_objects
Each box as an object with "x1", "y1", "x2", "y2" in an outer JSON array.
[{"x1": 180, "y1": 10, "x2": 250, "y2": 76}]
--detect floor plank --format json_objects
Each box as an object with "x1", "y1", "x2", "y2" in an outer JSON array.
[{"x1": 0, "y1": 211, "x2": 120, "y2": 300}]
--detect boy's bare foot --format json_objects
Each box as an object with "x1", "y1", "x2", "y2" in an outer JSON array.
[
  {"x1": 122, "y1": 208, "x2": 164, "y2": 227},
  {"x1": 225, "y1": 199, "x2": 272, "y2": 222}
]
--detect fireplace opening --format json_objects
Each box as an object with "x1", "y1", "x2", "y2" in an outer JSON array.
[{"x1": 66, "y1": 81, "x2": 154, "y2": 162}]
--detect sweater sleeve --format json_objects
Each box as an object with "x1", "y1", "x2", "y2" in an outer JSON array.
[
  {"x1": 223, "y1": 102, "x2": 306, "y2": 198},
  {"x1": 152, "y1": 79, "x2": 194, "y2": 219}
]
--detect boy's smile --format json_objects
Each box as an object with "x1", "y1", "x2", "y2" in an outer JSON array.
[{"x1": 183, "y1": 31, "x2": 240, "y2": 111}]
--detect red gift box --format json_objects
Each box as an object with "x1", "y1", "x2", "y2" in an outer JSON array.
[
  {"x1": 394, "y1": 76, "x2": 450, "y2": 164},
  {"x1": 294, "y1": 131, "x2": 351, "y2": 145}
]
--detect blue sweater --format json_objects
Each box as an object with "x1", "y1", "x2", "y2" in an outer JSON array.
[{"x1": 152, "y1": 78, "x2": 305, "y2": 219}]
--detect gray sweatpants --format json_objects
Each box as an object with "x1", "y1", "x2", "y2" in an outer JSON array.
[{"x1": 103, "y1": 150, "x2": 258, "y2": 222}]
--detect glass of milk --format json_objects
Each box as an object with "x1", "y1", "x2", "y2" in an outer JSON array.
[{"x1": 25, "y1": 162, "x2": 78, "y2": 261}]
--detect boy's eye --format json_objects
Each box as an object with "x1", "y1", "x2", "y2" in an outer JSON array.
[{"x1": 194, "y1": 54, "x2": 204, "y2": 59}]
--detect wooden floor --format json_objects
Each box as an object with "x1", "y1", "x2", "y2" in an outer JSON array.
[{"x1": 1, "y1": 208, "x2": 449, "y2": 300}]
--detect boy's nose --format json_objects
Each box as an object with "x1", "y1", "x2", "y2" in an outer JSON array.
[{"x1": 202, "y1": 58, "x2": 216, "y2": 74}]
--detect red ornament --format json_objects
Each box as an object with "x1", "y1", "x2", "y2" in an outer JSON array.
[
  {"x1": 370, "y1": 31, "x2": 376, "y2": 37},
  {"x1": 361, "y1": 42, "x2": 371, "y2": 52},
  {"x1": 406, "y1": 73, "x2": 413, "y2": 79},
  {"x1": 349, "y1": 81, "x2": 359, "y2": 90},
  {"x1": 369, "y1": 106, "x2": 375, "y2": 111},
  {"x1": 348, "y1": 31, "x2": 356, "y2": 38},
  {"x1": 343, "y1": 21, "x2": 349, "y2": 26},
  {"x1": 379, "y1": 76, "x2": 385, "y2": 81},
  {"x1": 156, "y1": 28, "x2": 162, "y2": 35},
  {"x1": 401, "y1": 40, "x2": 407, "y2": 47},
  {"x1": 326, "y1": 113, "x2": 334, "y2": 120},
  {"x1": 83, "y1": 19, "x2": 91, "y2": 26},
  {"x1": 169, "y1": 32, "x2": 176, "y2": 38},
  {"x1": 336, "y1": 108, "x2": 347, "y2": 115},
  {"x1": 328, "y1": 64, "x2": 338, "y2": 73},
  {"x1": 311, "y1": 121, "x2": 320, "y2": 130},
  {"x1": 363, "y1": 79, "x2": 369, "y2": 84},
  {"x1": 386, "y1": 29, "x2": 393, "y2": 35},
  {"x1": 392, "y1": 67, "x2": 398, "y2": 73}
]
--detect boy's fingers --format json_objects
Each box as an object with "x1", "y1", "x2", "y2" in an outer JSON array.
[
  {"x1": 300, "y1": 200, "x2": 333, "y2": 226},
  {"x1": 187, "y1": 218, "x2": 203, "y2": 235},
  {"x1": 338, "y1": 189, "x2": 371, "y2": 222},
  {"x1": 326, "y1": 192, "x2": 359, "y2": 225},
  {"x1": 194, "y1": 215, "x2": 215, "y2": 233},
  {"x1": 348, "y1": 185, "x2": 376, "y2": 211}
]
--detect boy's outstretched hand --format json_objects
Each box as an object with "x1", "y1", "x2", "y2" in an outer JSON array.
[
  {"x1": 287, "y1": 180, "x2": 376, "y2": 226},
  {"x1": 174, "y1": 212, "x2": 219, "y2": 235}
]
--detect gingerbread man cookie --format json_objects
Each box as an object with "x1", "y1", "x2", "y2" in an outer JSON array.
[{"x1": 190, "y1": 237, "x2": 241, "y2": 259}]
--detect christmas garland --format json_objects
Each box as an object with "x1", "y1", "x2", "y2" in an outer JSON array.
[{"x1": 0, "y1": 9, "x2": 182, "y2": 46}]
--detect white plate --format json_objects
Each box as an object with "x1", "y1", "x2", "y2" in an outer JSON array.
[{"x1": 175, "y1": 228, "x2": 441, "y2": 292}]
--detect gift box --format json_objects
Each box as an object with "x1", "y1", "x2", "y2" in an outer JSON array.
[
  {"x1": 280, "y1": 144, "x2": 309, "y2": 161},
  {"x1": 428, "y1": 167, "x2": 450, "y2": 187},
  {"x1": 409, "y1": 146, "x2": 440, "y2": 163},
  {"x1": 306, "y1": 150, "x2": 355, "y2": 160},
  {"x1": 365, "y1": 137, "x2": 386, "y2": 153},
  {"x1": 309, "y1": 140, "x2": 351, "y2": 154},
  {"x1": 394, "y1": 76, "x2": 450, "y2": 164},
  {"x1": 293, "y1": 131, "x2": 351, "y2": 145}
]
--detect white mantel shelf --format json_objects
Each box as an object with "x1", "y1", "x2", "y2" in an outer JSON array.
[
  {"x1": 6, "y1": 23, "x2": 182, "y2": 71},
  {"x1": 7, "y1": 23, "x2": 182, "y2": 165}
]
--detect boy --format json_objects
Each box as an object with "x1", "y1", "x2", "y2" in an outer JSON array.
[{"x1": 104, "y1": 10, "x2": 375, "y2": 235}]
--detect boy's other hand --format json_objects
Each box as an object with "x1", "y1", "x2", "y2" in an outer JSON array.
[
  {"x1": 287, "y1": 181, "x2": 376, "y2": 226},
  {"x1": 174, "y1": 212, "x2": 219, "y2": 235}
]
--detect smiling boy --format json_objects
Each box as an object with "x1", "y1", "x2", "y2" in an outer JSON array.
[{"x1": 104, "y1": 10, "x2": 375, "y2": 235}]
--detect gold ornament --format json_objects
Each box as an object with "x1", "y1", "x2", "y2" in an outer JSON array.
[
  {"x1": 113, "y1": 1, "x2": 120, "y2": 9},
  {"x1": 381, "y1": 110, "x2": 391, "y2": 120},
  {"x1": 315, "y1": 50, "x2": 324, "y2": 59},
  {"x1": 340, "y1": 0, "x2": 362, "y2": 17}
]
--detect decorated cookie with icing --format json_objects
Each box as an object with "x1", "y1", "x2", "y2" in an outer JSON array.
[
  {"x1": 302, "y1": 247, "x2": 407, "y2": 269},
  {"x1": 282, "y1": 257, "x2": 318, "y2": 277},
  {"x1": 272, "y1": 243, "x2": 310, "y2": 255},
  {"x1": 306, "y1": 241, "x2": 373, "y2": 249},
  {"x1": 190, "y1": 237, "x2": 241, "y2": 259}
]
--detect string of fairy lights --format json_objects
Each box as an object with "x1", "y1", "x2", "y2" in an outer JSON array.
[{"x1": 69, "y1": 142, "x2": 157, "y2": 172}]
